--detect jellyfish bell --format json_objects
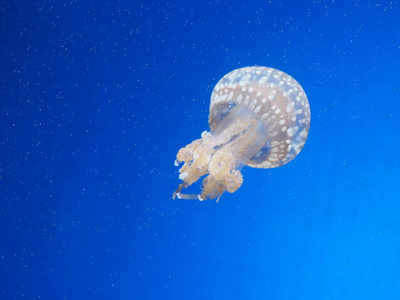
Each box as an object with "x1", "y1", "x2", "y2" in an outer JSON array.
[{"x1": 173, "y1": 66, "x2": 311, "y2": 202}]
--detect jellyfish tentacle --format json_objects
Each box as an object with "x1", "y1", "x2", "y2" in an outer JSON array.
[{"x1": 173, "y1": 191, "x2": 203, "y2": 200}]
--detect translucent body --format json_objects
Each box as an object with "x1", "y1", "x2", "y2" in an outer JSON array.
[{"x1": 173, "y1": 66, "x2": 311, "y2": 201}]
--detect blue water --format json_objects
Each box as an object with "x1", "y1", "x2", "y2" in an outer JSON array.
[{"x1": 1, "y1": 1, "x2": 399, "y2": 299}]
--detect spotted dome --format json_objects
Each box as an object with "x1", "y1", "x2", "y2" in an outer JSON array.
[{"x1": 209, "y1": 66, "x2": 310, "y2": 169}]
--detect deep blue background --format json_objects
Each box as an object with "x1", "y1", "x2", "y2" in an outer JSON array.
[{"x1": 1, "y1": 0, "x2": 400, "y2": 299}]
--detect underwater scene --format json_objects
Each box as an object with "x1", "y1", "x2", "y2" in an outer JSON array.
[{"x1": 1, "y1": 0, "x2": 399, "y2": 299}]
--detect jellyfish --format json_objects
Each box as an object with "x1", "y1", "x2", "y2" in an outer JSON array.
[{"x1": 172, "y1": 66, "x2": 310, "y2": 202}]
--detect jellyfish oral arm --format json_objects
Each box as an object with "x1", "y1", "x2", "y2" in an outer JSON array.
[{"x1": 172, "y1": 106, "x2": 266, "y2": 201}]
